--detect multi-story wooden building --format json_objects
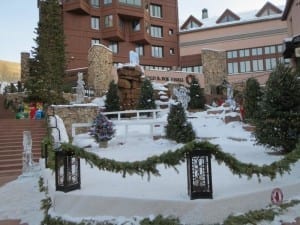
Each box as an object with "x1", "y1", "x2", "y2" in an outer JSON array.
[{"x1": 61, "y1": 0, "x2": 180, "y2": 71}]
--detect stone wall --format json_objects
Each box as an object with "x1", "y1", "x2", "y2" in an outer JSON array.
[
  {"x1": 49, "y1": 105, "x2": 99, "y2": 138},
  {"x1": 202, "y1": 49, "x2": 227, "y2": 95},
  {"x1": 87, "y1": 44, "x2": 114, "y2": 97}
]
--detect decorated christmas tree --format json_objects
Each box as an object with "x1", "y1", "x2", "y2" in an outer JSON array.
[
  {"x1": 90, "y1": 113, "x2": 115, "y2": 143},
  {"x1": 166, "y1": 103, "x2": 195, "y2": 143},
  {"x1": 188, "y1": 77, "x2": 205, "y2": 110}
]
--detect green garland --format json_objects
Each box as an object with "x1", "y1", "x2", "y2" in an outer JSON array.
[{"x1": 60, "y1": 141, "x2": 300, "y2": 181}]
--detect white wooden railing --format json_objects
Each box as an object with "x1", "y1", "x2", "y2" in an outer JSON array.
[
  {"x1": 102, "y1": 109, "x2": 164, "y2": 121},
  {"x1": 71, "y1": 109, "x2": 167, "y2": 138}
]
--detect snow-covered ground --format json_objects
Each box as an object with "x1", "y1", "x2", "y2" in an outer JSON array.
[{"x1": 0, "y1": 104, "x2": 299, "y2": 225}]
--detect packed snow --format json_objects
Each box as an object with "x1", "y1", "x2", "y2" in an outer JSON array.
[{"x1": 0, "y1": 103, "x2": 299, "y2": 225}]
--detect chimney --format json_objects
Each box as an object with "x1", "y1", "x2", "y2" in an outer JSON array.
[{"x1": 202, "y1": 8, "x2": 208, "y2": 19}]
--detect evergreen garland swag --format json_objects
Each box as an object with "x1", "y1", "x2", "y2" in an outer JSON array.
[{"x1": 60, "y1": 141, "x2": 300, "y2": 181}]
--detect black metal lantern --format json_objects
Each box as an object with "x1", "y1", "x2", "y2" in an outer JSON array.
[
  {"x1": 55, "y1": 149, "x2": 81, "y2": 192},
  {"x1": 186, "y1": 149, "x2": 213, "y2": 199}
]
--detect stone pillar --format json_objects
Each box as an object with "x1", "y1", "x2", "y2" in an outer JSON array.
[
  {"x1": 201, "y1": 49, "x2": 227, "y2": 95},
  {"x1": 21, "y1": 52, "x2": 30, "y2": 83},
  {"x1": 87, "y1": 45, "x2": 113, "y2": 96}
]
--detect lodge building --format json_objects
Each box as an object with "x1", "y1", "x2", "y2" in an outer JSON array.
[
  {"x1": 179, "y1": 2, "x2": 290, "y2": 86},
  {"x1": 30, "y1": 0, "x2": 299, "y2": 92}
]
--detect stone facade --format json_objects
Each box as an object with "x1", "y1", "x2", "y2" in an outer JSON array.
[
  {"x1": 87, "y1": 45, "x2": 114, "y2": 97},
  {"x1": 201, "y1": 49, "x2": 227, "y2": 95},
  {"x1": 20, "y1": 52, "x2": 30, "y2": 83},
  {"x1": 117, "y1": 65, "x2": 143, "y2": 110},
  {"x1": 49, "y1": 105, "x2": 99, "y2": 138}
]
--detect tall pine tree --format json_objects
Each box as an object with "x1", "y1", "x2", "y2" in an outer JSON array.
[
  {"x1": 243, "y1": 77, "x2": 262, "y2": 121},
  {"x1": 254, "y1": 64, "x2": 300, "y2": 153},
  {"x1": 188, "y1": 77, "x2": 205, "y2": 110},
  {"x1": 166, "y1": 103, "x2": 195, "y2": 143},
  {"x1": 137, "y1": 78, "x2": 156, "y2": 110},
  {"x1": 105, "y1": 80, "x2": 120, "y2": 112},
  {"x1": 25, "y1": 0, "x2": 66, "y2": 104}
]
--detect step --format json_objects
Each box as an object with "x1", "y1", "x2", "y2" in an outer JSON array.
[
  {"x1": 0, "y1": 163, "x2": 22, "y2": 171},
  {"x1": 0, "y1": 176, "x2": 19, "y2": 187},
  {"x1": 0, "y1": 139, "x2": 44, "y2": 145},
  {"x1": 0, "y1": 159, "x2": 22, "y2": 166},
  {"x1": 0, "y1": 169, "x2": 21, "y2": 178}
]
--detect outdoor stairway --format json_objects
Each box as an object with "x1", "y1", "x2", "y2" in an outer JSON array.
[{"x1": 0, "y1": 95, "x2": 48, "y2": 187}]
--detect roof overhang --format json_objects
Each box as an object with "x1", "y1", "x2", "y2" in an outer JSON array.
[{"x1": 283, "y1": 34, "x2": 300, "y2": 58}]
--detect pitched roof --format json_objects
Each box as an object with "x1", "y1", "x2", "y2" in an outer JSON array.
[
  {"x1": 180, "y1": 2, "x2": 284, "y2": 32},
  {"x1": 256, "y1": 1, "x2": 282, "y2": 17},
  {"x1": 216, "y1": 9, "x2": 240, "y2": 24},
  {"x1": 180, "y1": 15, "x2": 202, "y2": 30},
  {"x1": 282, "y1": 0, "x2": 294, "y2": 20}
]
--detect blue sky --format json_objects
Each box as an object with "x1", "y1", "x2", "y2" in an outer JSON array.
[{"x1": 0, "y1": 0, "x2": 285, "y2": 63}]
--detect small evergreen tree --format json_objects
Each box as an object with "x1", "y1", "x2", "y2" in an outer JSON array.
[
  {"x1": 254, "y1": 64, "x2": 300, "y2": 153},
  {"x1": 243, "y1": 77, "x2": 262, "y2": 121},
  {"x1": 105, "y1": 80, "x2": 120, "y2": 112},
  {"x1": 166, "y1": 103, "x2": 196, "y2": 143},
  {"x1": 25, "y1": 0, "x2": 66, "y2": 104},
  {"x1": 90, "y1": 113, "x2": 115, "y2": 142},
  {"x1": 188, "y1": 77, "x2": 205, "y2": 110},
  {"x1": 137, "y1": 78, "x2": 156, "y2": 110}
]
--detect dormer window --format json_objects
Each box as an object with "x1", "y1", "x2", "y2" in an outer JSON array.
[
  {"x1": 216, "y1": 9, "x2": 240, "y2": 24},
  {"x1": 255, "y1": 2, "x2": 282, "y2": 17}
]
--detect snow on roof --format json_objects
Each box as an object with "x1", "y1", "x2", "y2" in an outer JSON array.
[{"x1": 180, "y1": 5, "x2": 285, "y2": 32}]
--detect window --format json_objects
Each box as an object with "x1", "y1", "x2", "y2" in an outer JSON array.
[
  {"x1": 265, "y1": 58, "x2": 277, "y2": 70},
  {"x1": 109, "y1": 41, "x2": 118, "y2": 53},
  {"x1": 228, "y1": 62, "x2": 238, "y2": 74},
  {"x1": 251, "y1": 47, "x2": 263, "y2": 56},
  {"x1": 150, "y1": 4, "x2": 162, "y2": 18},
  {"x1": 104, "y1": 0, "x2": 112, "y2": 4},
  {"x1": 264, "y1": 45, "x2": 276, "y2": 54},
  {"x1": 104, "y1": 15, "x2": 113, "y2": 27},
  {"x1": 252, "y1": 59, "x2": 264, "y2": 71},
  {"x1": 135, "y1": 44, "x2": 144, "y2": 56},
  {"x1": 239, "y1": 49, "x2": 250, "y2": 57},
  {"x1": 118, "y1": 0, "x2": 142, "y2": 7},
  {"x1": 219, "y1": 15, "x2": 236, "y2": 23},
  {"x1": 90, "y1": 0, "x2": 99, "y2": 7},
  {"x1": 169, "y1": 29, "x2": 174, "y2": 35},
  {"x1": 151, "y1": 45, "x2": 163, "y2": 58},
  {"x1": 91, "y1": 17, "x2": 100, "y2": 30},
  {"x1": 150, "y1": 25, "x2": 163, "y2": 38},
  {"x1": 239, "y1": 61, "x2": 251, "y2": 73},
  {"x1": 277, "y1": 44, "x2": 283, "y2": 53},
  {"x1": 227, "y1": 50, "x2": 237, "y2": 59},
  {"x1": 169, "y1": 48, "x2": 175, "y2": 55},
  {"x1": 91, "y1": 39, "x2": 100, "y2": 46},
  {"x1": 132, "y1": 20, "x2": 140, "y2": 31},
  {"x1": 185, "y1": 20, "x2": 201, "y2": 29}
]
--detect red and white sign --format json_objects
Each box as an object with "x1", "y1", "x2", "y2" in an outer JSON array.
[{"x1": 271, "y1": 188, "x2": 283, "y2": 205}]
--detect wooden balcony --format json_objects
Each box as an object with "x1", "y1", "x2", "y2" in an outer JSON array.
[{"x1": 63, "y1": 0, "x2": 90, "y2": 14}]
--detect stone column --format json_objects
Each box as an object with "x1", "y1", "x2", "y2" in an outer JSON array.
[
  {"x1": 201, "y1": 49, "x2": 227, "y2": 95},
  {"x1": 87, "y1": 45, "x2": 114, "y2": 96},
  {"x1": 21, "y1": 52, "x2": 30, "y2": 83}
]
